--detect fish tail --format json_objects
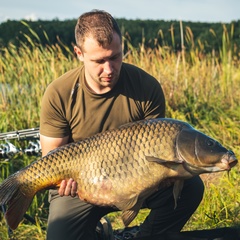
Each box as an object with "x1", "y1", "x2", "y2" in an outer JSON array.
[{"x1": 0, "y1": 174, "x2": 34, "y2": 230}]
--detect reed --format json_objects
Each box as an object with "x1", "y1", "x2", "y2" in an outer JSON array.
[{"x1": 0, "y1": 23, "x2": 239, "y2": 239}]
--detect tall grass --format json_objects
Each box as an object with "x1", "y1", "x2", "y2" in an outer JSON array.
[{"x1": 0, "y1": 23, "x2": 239, "y2": 239}]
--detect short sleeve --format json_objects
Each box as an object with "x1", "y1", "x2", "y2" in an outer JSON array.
[
  {"x1": 40, "y1": 84, "x2": 70, "y2": 138},
  {"x1": 143, "y1": 77, "x2": 166, "y2": 119}
]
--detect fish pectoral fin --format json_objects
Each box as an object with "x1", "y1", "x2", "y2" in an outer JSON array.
[
  {"x1": 145, "y1": 156, "x2": 183, "y2": 164},
  {"x1": 121, "y1": 201, "x2": 143, "y2": 227},
  {"x1": 115, "y1": 195, "x2": 138, "y2": 211},
  {"x1": 173, "y1": 180, "x2": 184, "y2": 209}
]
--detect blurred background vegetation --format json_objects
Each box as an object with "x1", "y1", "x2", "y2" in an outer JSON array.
[{"x1": 0, "y1": 18, "x2": 240, "y2": 54}]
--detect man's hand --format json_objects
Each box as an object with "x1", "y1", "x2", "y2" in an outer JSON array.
[{"x1": 58, "y1": 178, "x2": 78, "y2": 197}]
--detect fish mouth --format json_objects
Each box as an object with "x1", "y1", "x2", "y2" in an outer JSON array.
[
  {"x1": 181, "y1": 151, "x2": 238, "y2": 175},
  {"x1": 220, "y1": 151, "x2": 238, "y2": 171}
]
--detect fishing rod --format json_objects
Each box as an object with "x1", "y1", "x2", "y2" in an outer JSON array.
[{"x1": 0, "y1": 127, "x2": 41, "y2": 159}]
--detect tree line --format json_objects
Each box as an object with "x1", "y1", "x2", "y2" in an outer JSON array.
[{"x1": 0, "y1": 18, "x2": 239, "y2": 54}]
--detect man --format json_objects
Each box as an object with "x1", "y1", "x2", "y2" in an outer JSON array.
[{"x1": 40, "y1": 10, "x2": 204, "y2": 240}]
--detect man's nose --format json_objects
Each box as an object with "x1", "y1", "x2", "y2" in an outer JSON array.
[{"x1": 103, "y1": 61, "x2": 113, "y2": 74}]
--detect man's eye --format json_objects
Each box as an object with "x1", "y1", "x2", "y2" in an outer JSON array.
[
  {"x1": 111, "y1": 55, "x2": 120, "y2": 60},
  {"x1": 96, "y1": 60, "x2": 105, "y2": 64}
]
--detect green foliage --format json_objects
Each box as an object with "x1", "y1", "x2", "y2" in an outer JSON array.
[
  {"x1": 1, "y1": 19, "x2": 240, "y2": 55},
  {"x1": 185, "y1": 171, "x2": 240, "y2": 230},
  {"x1": 0, "y1": 24, "x2": 239, "y2": 239}
]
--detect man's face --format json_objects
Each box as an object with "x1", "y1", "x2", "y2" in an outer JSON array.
[{"x1": 74, "y1": 32, "x2": 123, "y2": 94}]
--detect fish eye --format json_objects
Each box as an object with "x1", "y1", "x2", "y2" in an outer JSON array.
[{"x1": 207, "y1": 139, "x2": 215, "y2": 146}]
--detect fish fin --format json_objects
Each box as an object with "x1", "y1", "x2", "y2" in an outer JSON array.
[
  {"x1": 55, "y1": 182, "x2": 62, "y2": 188},
  {"x1": 173, "y1": 180, "x2": 184, "y2": 209},
  {"x1": 115, "y1": 195, "x2": 138, "y2": 211},
  {"x1": 145, "y1": 156, "x2": 183, "y2": 164},
  {"x1": 0, "y1": 174, "x2": 35, "y2": 230},
  {"x1": 121, "y1": 201, "x2": 142, "y2": 227},
  {"x1": 118, "y1": 121, "x2": 137, "y2": 129}
]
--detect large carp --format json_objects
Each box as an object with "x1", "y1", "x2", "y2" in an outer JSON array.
[{"x1": 0, "y1": 118, "x2": 237, "y2": 230}]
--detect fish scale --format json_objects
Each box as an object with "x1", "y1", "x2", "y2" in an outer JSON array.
[{"x1": 0, "y1": 118, "x2": 237, "y2": 230}]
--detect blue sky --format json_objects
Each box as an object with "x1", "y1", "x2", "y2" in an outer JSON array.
[{"x1": 0, "y1": 0, "x2": 239, "y2": 23}]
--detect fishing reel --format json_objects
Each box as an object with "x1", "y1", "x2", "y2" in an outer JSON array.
[
  {"x1": 0, "y1": 141, "x2": 19, "y2": 159},
  {"x1": 0, "y1": 127, "x2": 41, "y2": 159},
  {"x1": 24, "y1": 140, "x2": 41, "y2": 156},
  {"x1": 0, "y1": 140, "x2": 41, "y2": 159}
]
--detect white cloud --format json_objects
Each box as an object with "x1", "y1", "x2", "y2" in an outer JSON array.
[{"x1": 23, "y1": 13, "x2": 38, "y2": 21}]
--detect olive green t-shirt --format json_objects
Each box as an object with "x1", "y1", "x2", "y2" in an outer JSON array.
[{"x1": 40, "y1": 62, "x2": 165, "y2": 142}]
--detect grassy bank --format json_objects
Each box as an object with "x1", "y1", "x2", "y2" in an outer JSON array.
[{"x1": 0, "y1": 24, "x2": 239, "y2": 239}]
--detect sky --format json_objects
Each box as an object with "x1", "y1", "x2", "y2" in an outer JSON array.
[{"x1": 0, "y1": 0, "x2": 239, "y2": 23}]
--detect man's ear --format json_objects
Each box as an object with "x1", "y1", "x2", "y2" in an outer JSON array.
[{"x1": 74, "y1": 46, "x2": 84, "y2": 61}]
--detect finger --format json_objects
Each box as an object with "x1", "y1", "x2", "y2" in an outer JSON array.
[
  {"x1": 58, "y1": 180, "x2": 67, "y2": 196},
  {"x1": 71, "y1": 181, "x2": 78, "y2": 197},
  {"x1": 64, "y1": 178, "x2": 74, "y2": 196}
]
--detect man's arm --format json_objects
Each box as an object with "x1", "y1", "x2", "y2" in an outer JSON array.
[
  {"x1": 40, "y1": 134, "x2": 69, "y2": 156},
  {"x1": 40, "y1": 134, "x2": 78, "y2": 197}
]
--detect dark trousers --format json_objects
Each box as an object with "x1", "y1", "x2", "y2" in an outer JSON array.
[{"x1": 46, "y1": 176, "x2": 204, "y2": 240}]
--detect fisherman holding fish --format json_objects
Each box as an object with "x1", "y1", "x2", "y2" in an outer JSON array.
[{"x1": 39, "y1": 10, "x2": 204, "y2": 240}]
